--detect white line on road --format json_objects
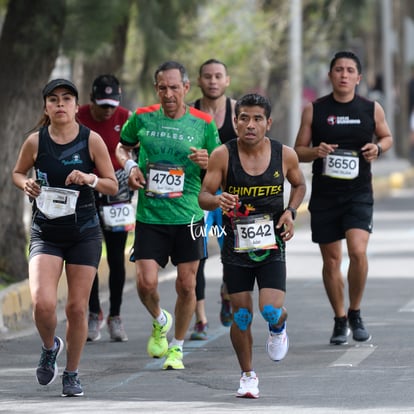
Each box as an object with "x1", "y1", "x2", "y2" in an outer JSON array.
[
  {"x1": 329, "y1": 343, "x2": 377, "y2": 367},
  {"x1": 105, "y1": 325, "x2": 230, "y2": 391},
  {"x1": 398, "y1": 300, "x2": 414, "y2": 312}
]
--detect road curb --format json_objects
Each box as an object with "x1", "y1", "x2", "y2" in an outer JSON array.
[
  {"x1": 1, "y1": 164, "x2": 413, "y2": 338},
  {"x1": 0, "y1": 256, "x2": 137, "y2": 338}
]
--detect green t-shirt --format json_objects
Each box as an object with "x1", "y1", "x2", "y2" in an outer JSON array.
[{"x1": 120, "y1": 104, "x2": 220, "y2": 225}]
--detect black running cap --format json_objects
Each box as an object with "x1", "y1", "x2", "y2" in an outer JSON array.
[
  {"x1": 42, "y1": 78, "x2": 78, "y2": 99},
  {"x1": 92, "y1": 74, "x2": 121, "y2": 107}
]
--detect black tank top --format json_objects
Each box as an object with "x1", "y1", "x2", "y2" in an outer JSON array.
[
  {"x1": 34, "y1": 124, "x2": 97, "y2": 224},
  {"x1": 194, "y1": 97, "x2": 237, "y2": 143},
  {"x1": 221, "y1": 138, "x2": 286, "y2": 266},
  {"x1": 311, "y1": 93, "x2": 375, "y2": 196}
]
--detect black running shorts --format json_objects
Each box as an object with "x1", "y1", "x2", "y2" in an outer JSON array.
[
  {"x1": 310, "y1": 194, "x2": 373, "y2": 244},
  {"x1": 133, "y1": 220, "x2": 205, "y2": 267}
]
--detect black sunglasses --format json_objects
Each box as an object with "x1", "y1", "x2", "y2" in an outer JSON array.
[{"x1": 98, "y1": 104, "x2": 116, "y2": 109}]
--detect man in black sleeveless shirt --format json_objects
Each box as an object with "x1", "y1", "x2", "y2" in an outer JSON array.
[
  {"x1": 294, "y1": 51, "x2": 393, "y2": 345},
  {"x1": 199, "y1": 93, "x2": 306, "y2": 399},
  {"x1": 190, "y1": 59, "x2": 238, "y2": 339}
]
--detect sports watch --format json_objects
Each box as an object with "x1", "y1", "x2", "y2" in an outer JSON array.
[{"x1": 286, "y1": 206, "x2": 297, "y2": 220}]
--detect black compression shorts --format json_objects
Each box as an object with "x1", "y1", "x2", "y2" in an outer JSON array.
[
  {"x1": 223, "y1": 260, "x2": 286, "y2": 294},
  {"x1": 29, "y1": 222, "x2": 102, "y2": 267}
]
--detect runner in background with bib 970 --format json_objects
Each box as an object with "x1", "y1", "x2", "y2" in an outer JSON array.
[{"x1": 77, "y1": 75, "x2": 133, "y2": 343}]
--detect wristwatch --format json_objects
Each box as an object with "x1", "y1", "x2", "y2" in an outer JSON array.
[{"x1": 286, "y1": 206, "x2": 297, "y2": 220}]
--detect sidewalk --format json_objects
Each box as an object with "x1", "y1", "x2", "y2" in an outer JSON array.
[{"x1": 1, "y1": 157, "x2": 413, "y2": 338}]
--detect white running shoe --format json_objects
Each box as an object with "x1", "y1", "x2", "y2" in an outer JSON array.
[
  {"x1": 266, "y1": 323, "x2": 289, "y2": 361},
  {"x1": 236, "y1": 371, "x2": 259, "y2": 399},
  {"x1": 107, "y1": 316, "x2": 128, "y2": 342},
  {"x1": 87, "y1": 310, "x2": 104, "y2": 342}
]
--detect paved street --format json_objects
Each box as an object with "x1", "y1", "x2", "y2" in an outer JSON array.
[{"x1": 0, "y1": 184, "x2": 414, "y2": 413}]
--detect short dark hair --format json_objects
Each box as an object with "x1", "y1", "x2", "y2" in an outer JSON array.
[
  {"x1": 235, "y1": 93, "x2": 272, "y2": 119},
  {"x1": 198, "y1": 59, "x2": 228, "y2": 76},
  {"x1": 329, "y1": 51, "x2": 362, "y2": 74},
  {"x1": 154, "y1": 61, "x2": 189, "y2": 84}
]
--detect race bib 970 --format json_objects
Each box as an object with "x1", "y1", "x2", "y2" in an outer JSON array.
[
  {"x1": 101, "y1": 202, "x2": 135, "y2": 231},
  {"x1": 323, "y1": 149, "x2": 359, "y2": 180}
]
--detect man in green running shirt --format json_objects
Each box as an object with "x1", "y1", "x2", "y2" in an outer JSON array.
[{"x1": 116, "y1": 61, "x2": 220, "y2": 370}]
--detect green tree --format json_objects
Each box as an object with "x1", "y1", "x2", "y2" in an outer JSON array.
[
  {"x1": 0, "y1": 0, "x2": 203, "y2": 284},
  {"x1": 62, "y1": 0, "x2": 132, "y2": 103},
  {"x1": 127, "y1": 0, "x2": 202, "y2": 103}
]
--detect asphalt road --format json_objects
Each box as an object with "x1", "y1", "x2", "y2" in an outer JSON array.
[{"x1": 1, "y1": 185, "x2": 414, "y2": 413}]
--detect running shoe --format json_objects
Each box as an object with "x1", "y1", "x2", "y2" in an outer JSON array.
[
  {"x1": 147, "y1": 309, "x2": 173, "y2": 358},
  {"x1": 61, "y1": 371, "x2": 84, "y2": 397},
  {"x1": 236, "y1": 371, "x2": 259, "y2": 399},
  {"x1": 348, "y1": 309, "x2": 371, "y2": 342},
  {"x1": 330, "y1": 316, "x2": 350, "y2": 345},
  {"x1": 162, "y1": 346, "x2": 184, "y2": 370},
  {"x1": 36, "y1": 336, "x2": 64, "y2": 386},
  {"x1": 107, "y1": 316, "x2": 128, "y2": 342},
  {"x1": 87, "y1": 310, "x2": 104, "y2": 342},
  {"x1": 266, "y1": 323, "x2": 289, "y2": 361},
  {"x1": 190, "y1": 321, "x2": 208, "y2": 340},
  {"x1": 220, "y1": 283, "x2": 232, "y2": 327}
]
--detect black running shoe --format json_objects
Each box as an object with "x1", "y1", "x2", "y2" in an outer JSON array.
[
  {"x1": 348, "y1": 309, "x2": 372, "y2": 342},
  {"x1": 36, "y1": 336, "x2": 64, "y2": 385},
  {"x1": 61, "y1": 371, "x2": 84, "y2": 397},
  {"x1": 330, "y1": 316, "x2": 349, "y2": 345}
]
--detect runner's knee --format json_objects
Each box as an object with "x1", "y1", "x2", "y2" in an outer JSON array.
[
  {"x1": 233, "y1": 308, "x2": 252, "y2": 331},
  {"x1": 261, "y1": 304, "x2": 282, "y2": 325}
]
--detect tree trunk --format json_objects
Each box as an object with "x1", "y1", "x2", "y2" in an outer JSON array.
[
  {"x1": 76, "y1": 14, "x2": 131, "y2": 104},
  {"x1": 0, "y1": 0, "x2": 65, "y2": 282}
]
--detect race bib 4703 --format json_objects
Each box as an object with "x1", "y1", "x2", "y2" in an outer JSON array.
[{"x1": 145, "y1": 163, "x2": 185, "y2": 198}]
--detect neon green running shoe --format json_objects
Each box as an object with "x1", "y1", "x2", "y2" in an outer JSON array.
[
  {"x1": 147, "y1": 309, "x2": 172, "y2": 358},
  {"x1": 162, "y1": 346, "x2": 184, "y2": 370}
]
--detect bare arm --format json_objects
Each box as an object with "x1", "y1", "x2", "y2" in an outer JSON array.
[
  {"x1": 276, "y1": 146, "x2": 307, "y2": 241},
  {"x1": 199, "y1": 144, "x2": 238, "y2": 211},
  {"x1": 12, "y1": 133, "x2": 40, "y2": 199},
  {"x1": 294, "y1": 103, "x2": 338, "y2": 162},
  {"x1": 360, "y1": 101, "x2": 393, "y2": 161},
  {"x1": 284, "y1": 146, "x2": 307, "y2": 210},
  {"x1": 374, "y1": 102, "x2": 393, "y2": 151}
]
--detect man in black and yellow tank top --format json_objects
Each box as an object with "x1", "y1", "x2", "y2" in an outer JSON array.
[{"x1": 199, "y1": 93, "x2": 306, "y2": 399}]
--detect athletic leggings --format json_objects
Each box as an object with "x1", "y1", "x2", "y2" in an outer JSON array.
[
  {"x1": 195, "y1": 257, "x2": 207, "y2": 301},
  {"x1": 89, "y1": 229, "x2": 128, "y2": 317}
]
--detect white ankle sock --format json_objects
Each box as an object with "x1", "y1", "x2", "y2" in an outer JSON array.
[
  {"x1": 169, "y1": 338, "x2": 184, "y2": 350},
  {"x1": 156, "y1": 310, "x2": 167, "y2": 326}
]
